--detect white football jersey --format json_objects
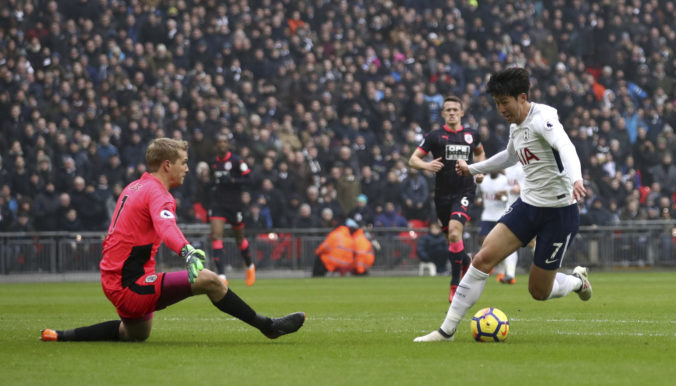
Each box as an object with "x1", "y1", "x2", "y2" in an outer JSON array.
[
  {"x1": 469, "y1": 103, "x2": 582, "y2": 207},
  {"x1": 504, "y1": 163, "x2": 525, "y2": 206},
  {"x1": 480, "y1": 173, "x2": 509, "y2": 222}
]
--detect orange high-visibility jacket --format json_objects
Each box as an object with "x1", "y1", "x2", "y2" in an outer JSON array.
[
  {"x1": 315, "y1": 225, "x2": 355, "y2": 272},
  {"x1": 352, "y1": 228, "x2": 374, "y2": 274}
]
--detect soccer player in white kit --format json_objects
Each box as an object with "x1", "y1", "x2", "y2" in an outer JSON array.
[
  {"x1": 476, "y1": 171, "x2": 515, "y2": 284},
  {"x1": 414, "y1": 67, "x2": 592, "y2": 342}
]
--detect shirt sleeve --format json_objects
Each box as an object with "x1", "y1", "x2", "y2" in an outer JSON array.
[
  {"x1": 417, "y1": 134, "x2": 431, "y2": 155},
  {"x1": 148, "y1": 190, "x2": 189, "y2": 254},
  {"x1": 538, "y1": 116, "x2": 583, "y2": 184},
  {"x1": 468, "y1": 139, "x2": 519, "y2": 175}
]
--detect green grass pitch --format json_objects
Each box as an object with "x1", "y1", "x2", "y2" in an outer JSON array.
[{"x1": 1, "y1": 271, "x2": 675, "y2": 385}]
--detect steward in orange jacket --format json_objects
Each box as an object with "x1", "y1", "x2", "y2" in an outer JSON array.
[
  {"x1": 352, "y1": 228, "x2": 374, "y2": 275},
  {"x1": 313, "y1": 220, "x2": 357, "y2": 277}
]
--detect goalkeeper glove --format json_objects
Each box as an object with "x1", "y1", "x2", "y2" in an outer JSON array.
[{"x1": 181, "y1": 244, "x2": 205, "y2": 283}]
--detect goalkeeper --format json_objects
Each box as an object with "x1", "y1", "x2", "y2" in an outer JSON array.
[{"x1": 41, "y1": 138, "x2": 304, "y2": 342}]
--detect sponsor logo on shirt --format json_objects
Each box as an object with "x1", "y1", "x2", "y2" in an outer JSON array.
[
  {"x1": 516, "y1": 147, "x2": 540, "y2": 165},
  {"x1": 445, "y1": 144, "x2": 471, "y2": 160}
]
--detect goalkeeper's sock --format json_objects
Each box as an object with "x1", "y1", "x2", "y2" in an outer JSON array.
[
  {"x1": 213, "y1": 289, "x2": 272, "y2": 332},
  {"x1": 59, "y1": 320, "x2": 121, "y2": 341}
]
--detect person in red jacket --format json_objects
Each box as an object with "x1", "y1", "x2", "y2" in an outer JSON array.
[
  {"x1": 313, "y1": 218, "x2": 358, "y2": 277},
  {"x1": 41, "y1": 138, "x2": 304, "y2": 342}
]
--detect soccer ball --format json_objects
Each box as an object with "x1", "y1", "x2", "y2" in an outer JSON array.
[{"x1": 470, "y1": 307, "x2": 509, "y2": 342}]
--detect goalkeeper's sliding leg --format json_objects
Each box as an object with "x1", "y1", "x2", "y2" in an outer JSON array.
[{"x1": 41, "y1": 269, "x2": 304, "y2": 342}]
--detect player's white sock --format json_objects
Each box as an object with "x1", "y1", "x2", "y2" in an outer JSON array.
[
  {"x1": 504, "y1": 252, "x2": 518, "y2": 278},
  {"x1": 440, "y1": 264, "x2": 489, "y2": 334},
  {"x1": 546, "y1": 272, "x2": 582, "y2": 299},
  {"x1": 494, "y1": 260, "x2": 505, "y2": 276}
]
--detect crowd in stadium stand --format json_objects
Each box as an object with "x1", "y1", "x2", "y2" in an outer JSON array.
[{"x1": 0, "y1": 0, "x2": 675, "y2": 233}]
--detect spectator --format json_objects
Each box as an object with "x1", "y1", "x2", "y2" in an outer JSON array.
[
  {"x1": 648, "y1": 153, "x2": 676, "y2": 195},
  {"x1": 380, "y1": 171, "x2": 403, "y2": 211},
  {"x1": 620, "y1": 199, "x2": 648, "y2": 221},
  {"x1": 291, "y1": 203, "x2": 319, "y2": 230},
  {"x1": 103, "y1": 154, "x2": 126, "y2": 187},
  {"x1": 259, "y1": 178, "x2": 286, "y2": 227},
  {"x1": 416, "y1": 223, "x2": 449, "y2": 276},
  {"x1": 582, "y1": 198, "x2": 618, "y2": 226},
  {"x1": 348, "y1": 194, "x2": 375, "y2": 228},
  {"x1": 69, "y1": 177, "x2": 107, "y2": 230},
  {"x1": 305, "y1": 185, "x2": 323, "y2": 218},
  {"x1": 9, "y1": 211, "x2": 33, "y2": 232},
  {"x1": 121, "y1": 132, "x2": 147, "y2": 168},
  {"x1": 243, "y1": 204, "x2": 272, "y2": 231},
  {"x1": 96, "y1": 134, "x2": 118, "y2": 162},
  {"x1": 359, "y1": 165, "x2": 383, "y2": 211},
  {"x1": 0, "y1": 195, "x2": 14, "y2": 231},
  {"x1": 59, "y1": 207, "x2": 83, "y2": 232},
  {"x1": 374, "y1": 201, "x2": 409, "y2": 229},
  {"x1": 10, "y1": 156, "x2": 31, "y2": 199},
  {"x1": 400, "y1": 168, "x2": 430, "y2": 221},
  {"x1": 33, "y1": 182, "x2": 61, "y2": 231},
  {"x1": 335, "y1": 166, "x2": 360, "y2": 216},
  {"x1": 319, "y1": 208, "x2": 338, "y2": 229}
]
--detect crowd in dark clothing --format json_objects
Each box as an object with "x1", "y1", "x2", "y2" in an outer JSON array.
[{"x1": 0, "y1": 0, "x2": 675, "y2": 234}]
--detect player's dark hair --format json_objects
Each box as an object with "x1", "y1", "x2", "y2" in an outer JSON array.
[
  {"x1": 443, "y1": 95, "x2": 463, "y2": 110},
  {"x1": 486, "y1": 67, "x2": 530, "y2": 98},
  {"x1": 146, "y1": 138, "x2": 188, "y2": 172}
]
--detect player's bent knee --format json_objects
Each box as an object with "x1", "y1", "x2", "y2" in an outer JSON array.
[
  {"x1": 194, "y1": 269, "x2": 226, "y2": 293},
  {"x1": 528, "y1": 287, "x2": 549, "y2": 301},
  {"x1": 120, "y1": 321, "x2": 152, "y2": 342}
]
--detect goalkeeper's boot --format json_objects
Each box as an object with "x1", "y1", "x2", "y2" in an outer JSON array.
[
  {"x1": 495, "y1": 273, "x2": 505, "y2": 283},
  {"x1": 263, "y1": 312, "x2": 306, "y2": 339},
  {"x1": 414, "y1": 328, "x2": 455, "y2": 342},
  {"x1": 41, "y1": 329, "x2": 59, "y2": 341},
  {"x1": 448, "y1": 284, "x2": 458, "y2": 303},
  {"x1": 246, "y1": 264, "x2": 256, "y2": 286},
  {"x1": 572, "y1": 266, "x2": 592, "y2": 301}
]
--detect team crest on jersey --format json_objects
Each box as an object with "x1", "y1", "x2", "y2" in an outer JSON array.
[
  {"x1": 160, "y1": 210, "x2": 175, "y2": 219},
  {"x1": 225, "y1": 162, "x2": 232, "y2": 170},
  {"x1": 464, "y1": 133, "x2": 473, "y2": 144},
  {"x1": 546, "y1": 121, "x2": 553, "y2": 130},
  {"x1": 145, "y1": 274, "x2": 157, "y2": 283}
]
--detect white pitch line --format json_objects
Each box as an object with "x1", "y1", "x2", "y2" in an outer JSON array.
[
  {"x1": 554, "y1": 330, "x2": 676, "y2": 337},
  {"x1": 511, "y1": 318, "x2": 676, "y2": 324}
]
